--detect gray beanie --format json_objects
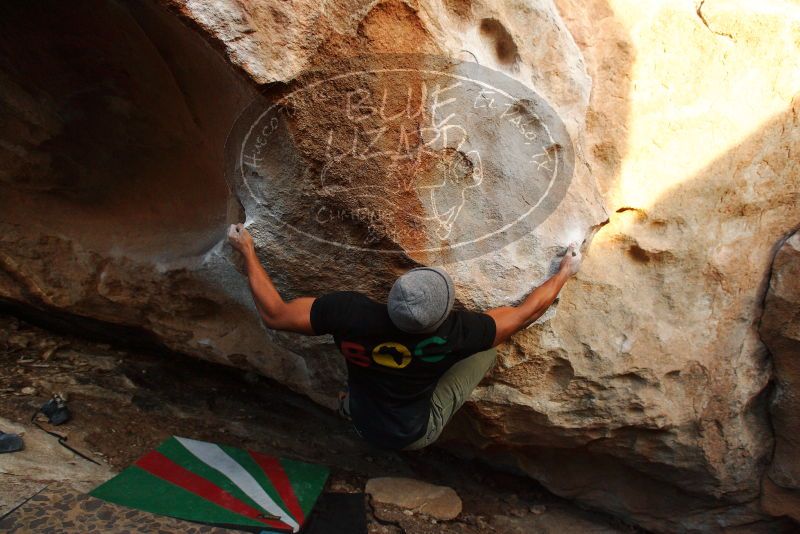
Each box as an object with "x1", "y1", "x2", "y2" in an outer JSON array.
[{"x1": 388, "y1": 267, "x2": 455, "y2": 334}]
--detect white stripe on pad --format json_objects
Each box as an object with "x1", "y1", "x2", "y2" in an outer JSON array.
[{"x1": 175, "y1": 437, "x2": 299, "y2": 532}]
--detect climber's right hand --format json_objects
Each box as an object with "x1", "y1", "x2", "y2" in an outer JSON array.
[
  {"x1": 227, "y1": 223, "x2": 255, "y2": 256},
  {"x1": 559, "y1": 242, "x2": 582, "y2": 277}
]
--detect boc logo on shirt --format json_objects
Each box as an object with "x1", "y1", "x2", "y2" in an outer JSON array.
[
  {"x1": 340, "y1": 337, "x2": 448, "y2": 369},
  {"x1": 226, "y1": 54, "x2": 574, "y2": 264}
]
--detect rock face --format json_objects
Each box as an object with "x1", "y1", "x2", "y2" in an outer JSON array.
[
  {"x1": 760, "y1": 231, "x2": 800, "y2": 522},
  {"x1": 1, "y1": 0, "x2": 799, "y2": 531}
]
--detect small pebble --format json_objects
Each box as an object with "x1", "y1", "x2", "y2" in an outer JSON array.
[
  {"x1": 21, "y1": 386, "x2": 37, "y2": 395},
  {"x1": 530, "y1": 504, "x2": 546, "y2": 515},
  {"x1": 403, "y1": 510, "x2": 414, "y2": 516},
  {"x1": 41, "y1": 346, "x2": 58, "y2": 361}
]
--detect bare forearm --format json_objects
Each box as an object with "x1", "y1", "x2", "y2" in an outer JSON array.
[
  {"x1": 508, "y1": 269, "x2": 569, "y2": 324},
  {"x1": 243, "y1": 248, "x2": 286, "y2": 320},
  {"x1": 517, "y1": 269, "x2": 570, "y2": 324},
  {"x1": 228, "y1": 223, "x2": 316, "y2": 334},
  {"x1": 487, "y1": 269, "x2": 571, "y2": 345}
]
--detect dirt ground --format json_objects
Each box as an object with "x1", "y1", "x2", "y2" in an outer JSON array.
[{"x1": 0, "y1": 312, "x2": 639, "y2": 533}]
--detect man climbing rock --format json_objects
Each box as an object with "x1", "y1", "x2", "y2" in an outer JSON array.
[{"x1": 227, "y1": 223, "x2": 582, "y2": 450}]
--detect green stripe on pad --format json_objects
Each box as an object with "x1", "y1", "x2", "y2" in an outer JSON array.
[
  {"x1": 89, "y1": 465, "x2": 268, "y2": 529},
  {"x1": 279, "y1": 458, "x2": 330, "y2": 516}
]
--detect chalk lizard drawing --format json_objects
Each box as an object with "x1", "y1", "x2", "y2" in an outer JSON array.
[
  {"x1": 318, "y1": 82, "x2": 484, "y2": 240},
  {"x1": 318, "y1": 125, "x2": 483, "y2": 240}
]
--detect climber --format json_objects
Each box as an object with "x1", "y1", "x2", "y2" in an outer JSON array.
[{"x1": 227, "y1": 223, "x2": 582, "y2": 450}]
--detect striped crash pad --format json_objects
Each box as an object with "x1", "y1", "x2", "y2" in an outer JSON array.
[{"x1": 90, "y1": 436, "x2": 329, "y2": 533}]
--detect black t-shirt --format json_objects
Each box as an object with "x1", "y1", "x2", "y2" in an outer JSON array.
[{"x1": 310, "y1": 291, "x2": 496, "y2": 450}]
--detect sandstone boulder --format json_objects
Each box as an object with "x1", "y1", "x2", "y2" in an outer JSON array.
[{"x1": 760, "y1": 230, "x2": 800, "y2": 522}]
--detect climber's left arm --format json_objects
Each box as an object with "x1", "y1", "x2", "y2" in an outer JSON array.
[
  {"x1": 485, "y1": 243, "x2": 581, "y2": 346},
  {"x1": 228, "y1": 224, "x2": 316, "y2": 335}
]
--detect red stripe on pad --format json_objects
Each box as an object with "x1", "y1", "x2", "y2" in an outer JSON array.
[
  {"x1": 136, "y1": 451, "x2": 293, "y2": 532},
  {"x1": 248, "y1": 451, "x2": 305, "y2": 523}
]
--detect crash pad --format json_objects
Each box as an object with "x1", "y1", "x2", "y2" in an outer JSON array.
[{"x1": 89, "y1": 436, "x2": 329, "y2": 533}]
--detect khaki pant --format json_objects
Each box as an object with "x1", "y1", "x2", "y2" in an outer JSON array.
[{"x1": 402, "y1": 347, "x2": 497, "y2": 450}]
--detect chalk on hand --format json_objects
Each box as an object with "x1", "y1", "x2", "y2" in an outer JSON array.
[{"x1": 568, "y1": 241, "x2": 579, "y2": 257}]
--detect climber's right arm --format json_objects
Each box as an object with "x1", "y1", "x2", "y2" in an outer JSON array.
[
  {"x1": 485, "y1": 243, "x2": 581, "y2": 346},
  {"x1": 228, "y1": 224, "x2": 316, "y2": 335}
]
